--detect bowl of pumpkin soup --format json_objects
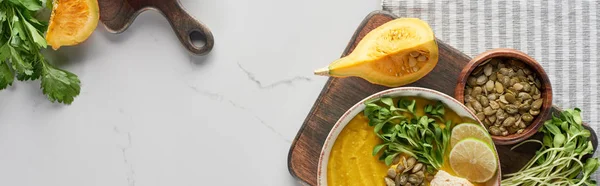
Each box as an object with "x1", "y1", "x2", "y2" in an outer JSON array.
[{"x1": 318, "y1": 87, "x2": 501, "y2": 186}]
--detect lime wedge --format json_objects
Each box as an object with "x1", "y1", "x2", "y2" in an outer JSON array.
[
  {"x1": 449, "y1": 138, "x2": 498, "y2": 183},
  {"x1": 451, "y1": 123, "x2": 493, "y2": 147}
]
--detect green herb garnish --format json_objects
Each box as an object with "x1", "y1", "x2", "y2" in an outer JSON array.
[
  {"x1": 501, "y1": 108, "x2": 599, "y2": 186},
  {"x1": 364, "y1": 97, "x2": 451, "y2": 172},
  {"x1": 0, "y1": 0, "x2": 80, "y2": 104}
]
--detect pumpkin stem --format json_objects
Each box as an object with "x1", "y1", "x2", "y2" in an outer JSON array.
[{"x1": 314, "y1": 67, "x2": 330, "y2": 76}]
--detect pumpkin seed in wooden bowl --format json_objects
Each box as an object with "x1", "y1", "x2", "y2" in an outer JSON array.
[{"x1": 455, "y1": 48, "x2": 553, "y2": 145}]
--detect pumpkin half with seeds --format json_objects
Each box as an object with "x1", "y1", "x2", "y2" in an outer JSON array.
[{"x1": 314, "y1": 18, "x2": 439, "y2": 87}]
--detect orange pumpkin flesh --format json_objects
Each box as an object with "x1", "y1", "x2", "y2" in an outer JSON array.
[
  {"x1": 46, "y1": 0, "x2": 99, "y2": 50},
  {"x1": 314, "y1": 18, "x2": 439, "y2": 87}
]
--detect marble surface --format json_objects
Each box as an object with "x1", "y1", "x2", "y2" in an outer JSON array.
[{"x1": 0, "y1": 0, "x2": 381, "y2": 185}]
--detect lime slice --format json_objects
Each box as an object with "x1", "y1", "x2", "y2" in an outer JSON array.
[
  {"x1": 449, "y1": 138, "x2": 498, "y2": 183},
  {"x1": 451, "y1": 123, "x2": 493, "y2": 147}
]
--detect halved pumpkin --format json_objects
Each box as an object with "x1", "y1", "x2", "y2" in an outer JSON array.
[
  {"x1": 315, "y1": 18, "x2": 439, "y2": 87},
  {"x1": 46, "y1": 0, "x2": 99, "y2": 50}
]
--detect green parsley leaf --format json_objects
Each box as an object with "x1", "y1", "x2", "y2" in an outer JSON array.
[
  {"x1": 8, "y1": 0, "x2": 42, "y2": 11},
  {"x1": 0, "y1": 0, "x2": 82, "y2": 104},
  {"x1": 23, "y1": 20, "x2": 45, "y2": 47},
  {"x1": 0, "y1": 60, "x2": 13, "y2": 89},
  {"x1": 40, "y1": 61, "x2": 80, "y2": 104}
]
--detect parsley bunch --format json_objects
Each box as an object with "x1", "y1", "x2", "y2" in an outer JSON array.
[
  {"x1": 364, "y1": 97, "x2": 451, "y2": 172},
  {"x1": 0, "y1": 0, "x2": 80, "y2": 104}
]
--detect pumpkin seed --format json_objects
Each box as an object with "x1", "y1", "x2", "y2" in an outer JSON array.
[
  {"x1": 508, "y1": 126, "x2": 519, "y2": 134},
  {"x1": 518, "y1": 75, "x2": 528, "y2": 82},
  {"x1": 523, "y1": 68, "x2": 532, "y2": 75},
  {"x1": 472, "y1": 100, "x2": 483, "y2": 112},
  {"x1": 472, "y1": 86, "x2": 483, "y2": 97},
  {"x1": 519, "y1": 121, "x2": 527, "y2": 128},
  {"x1": 414, "y1": 171, "x2": 425, "y2": 184},
  {"x1": 489, "y1": 73, "x2": 497, "y2": 81},
  {"x1": 532, "y1": 99, "x2": 543, "y2": 110},
  {"x1": 489, "y1": 100, "x2": 500, "y2": 109},
  {"x1": 484, "y1": 64, "x2": 493, "y2": 76},
  {"x1": 535, "y1": 79, "x2": 542, "y2": 88},
  {"x1": 495, "y1": 81, "x2": 504, "y2": 93},
  {"x1": 483, "y1": 118, "x2": 491, "y2": 127},
  {"x1": 466, "y1": 105, "x2": 476, "y2": 113},
  {"x1": 485, "y1": 80, "x2": 494, "y2": 91},
  {"x1": 410, "y1": 51, "x2": 420, "y2": 57},
  {"x1": 388, "y1": 168, "x2": 397, "y2": 178},
  {"x1": 496, "y1": 109, "x2": 506, "y2": 120},
  {"x1": 473, "y1": 66, "x2": 484, "y2": 76},
  {"x1": 408, "y1": 174, "x2": 420, "y2": 184},
  {"x1": 530, "y1": 109, "x2": 540, "y2": 116},
  {"x1": 519, "y1": 103, "x2": 531, "y2": 112},
  {"x1": 499, "y1": 68, "x2": 509, "y2": 75},
  {"x1": 483, "y1": 106, "x2": 496, "y2": 116},
  {"x1": 518, "y1": 92, "x2": 532, "y2": 100},
  {"x1": 498, "y1": 62, "x2": 506, "y2": 68},
  {"x1": 497, "y1": 73, "x2": 504, "y2": 80},
  {"x1": 406, "y1": 157, "x2": 416, "y2": 170},
  {"x1": 409, "y1": 57, "x2": 417, "y2": 67},
  {"x1": 397, "y1": 174, "x2": 408, "y2": 185},
  {"x1": 489, "y1": 126, "x2": 502, "y2": 135},
  {"x1": 508, "y1": 70, "x2": 517, "y2": 77},
  {"x1": 505, "y1": 93, "x2": 517, "y2": 103},
  {"x1": 385, "y1": 177, "x2": 396, "y2": 186},
  {"x1": 505, "y1": 104, "x2": 519, "y2": 114},
  {"x1": 465, "y1": 95, "x2": 474, "y2": 103},
  {"x1": 501, "y1": 76, "x2": 511, "y2": 87},
  {"x1": 499, "y1": 126, "x2": 507, "y2": 132},
  {"x1": 499, "y1": 95, "x2": 509, "y2": 104},
  {"x1": 489, "y1": 115, "x2": 497, "y2": 123},
  {"x1": 516, "y1": 69, "x2": 525, "y2": 76},
  {"x1": 467, "y1": 77, "x2": 477, "y2": 86},
  {"x1": 514, "y1": 118, "x2": 521, "y2": 128},
  {"x1": 509, "y1": 77, "x2": 519, "y2": 86},
  {"x1": 417, "y1": 55, "x2": 428, "y2": 62},
  {"x1": 523, "y1": 83, "x2": 531, "y2": 92},
  {"x1": 503, "y1": 116, "x2": 516, "y2": 127},
  {"x1": 498, "y1": 101, "x2": 507, "y2": 110},
  {"x1": 502, "y1": 131, "x2": 509, "y2": 136},
  {"x1": 488, "y1": 93, "x2": 498, "y2": 101},
  {"x1": 476, "y1": 112, "x2": 486, "y2": 121},
  {"x1": 522, "y1": 113, "x2": 534, "y2": 122},
  {"x1": 412, "y1": 163, "x2": 423, "y2": 173},
  {"x1": 479, "y1": 96, "x2": 489, "y2": 107},
  {"x1": 476, "y1": 75, "x2": 488, "y2": 85},
  {"x1": 513, "y1": 83, "x2": 524, "y2": 91}
]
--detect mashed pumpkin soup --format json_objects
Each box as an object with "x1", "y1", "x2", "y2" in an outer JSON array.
[{"x1": 326, "y1": 97, "x2": 491, "y2": 186}]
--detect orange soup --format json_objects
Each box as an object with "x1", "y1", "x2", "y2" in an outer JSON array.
[{"x1": 327, "y1": 97, "x2": 484, "y2": 186}]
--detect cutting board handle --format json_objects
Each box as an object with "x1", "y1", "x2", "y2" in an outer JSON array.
[{"x1": 157, "y1": 1, "x2": 214, "y2": 55}]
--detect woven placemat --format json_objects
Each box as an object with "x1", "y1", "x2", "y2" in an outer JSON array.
[{"x1": 384, "y1": 0, "x2": 600, "y2": 180}]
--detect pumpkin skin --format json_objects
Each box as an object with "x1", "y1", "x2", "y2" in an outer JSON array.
[{"x1": 315, "y1": 18, "x2": 439, "y2": 87}]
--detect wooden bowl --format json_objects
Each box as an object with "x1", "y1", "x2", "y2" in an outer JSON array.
[{"x1": 454, "y1": 48, "x2": 553, "y2": 145}]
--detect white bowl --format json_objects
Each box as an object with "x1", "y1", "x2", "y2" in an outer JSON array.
[{"x1": 317, "y1": 87, "x2": 501, "y2": 186}]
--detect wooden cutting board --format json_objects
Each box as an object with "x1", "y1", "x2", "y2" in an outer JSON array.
[{"x1": 287, "y1": 10, "x2": 598, "y2": 185}]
